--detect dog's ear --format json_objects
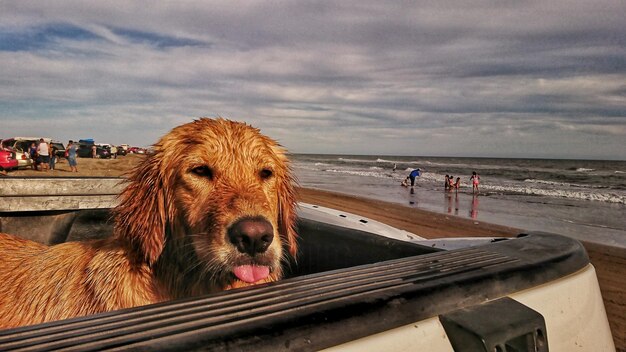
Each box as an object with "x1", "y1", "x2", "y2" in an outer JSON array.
[
  {"x1": 277, "y1": 169, "x2": 298, "y2": 258},
  {"x1": 113, "y1": 152, "x2": 169, "y2": 265}
]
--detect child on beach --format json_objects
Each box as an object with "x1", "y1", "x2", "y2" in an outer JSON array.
[
  {"x1": 448, "y1": 175, "x2": 455, "y2": 190},
  {"x1": 444, "y1": 175, "x2": 450, "y2": 190},
  {"x1": 455, "y1": 177, "x2": 461, "y2": 191},
  {"x1": 470, "y1": 171, "x2": 480, "y2": 193}
]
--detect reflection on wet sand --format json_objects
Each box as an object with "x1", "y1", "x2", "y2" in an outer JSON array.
[
  {"x1": 444, "y1": 191, "x2": 460, "y2": 215},
  {"x1": 444, "y1": 191, "x2": 479, "y2": 219},
  {"x1": 470, "y1": 194, "x2": 479, "y2": 219},
  {"x1": 409, "y1": 187, "x2": 417, "y2": 205},
  {"x1": 445, "y1": 192, "x2": 452, "y2": 213}
]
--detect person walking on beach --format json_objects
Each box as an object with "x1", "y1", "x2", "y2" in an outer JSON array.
[
  {"x1": 404, "y1": 168, "x2": 421, "y2": 188},
  {"x1": 444, "y1": 175, "x2": 450, "y2": 190},
  {"x1": 66, "y1": 140, "x2": 78, "y2": 173},
  {"x1": 470, "y1": 171, "x2": 480, "y2": 194},
  {"x1": 454, "y1": 177, "x2": 461, "y2": 192},
  {"x1": 37, "y1": 138, "x2": 50, "y2": 172}
]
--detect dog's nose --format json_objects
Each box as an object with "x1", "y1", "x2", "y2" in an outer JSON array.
[{"x1": 228, "y1": 217, "x2": 274, "y2": 256}]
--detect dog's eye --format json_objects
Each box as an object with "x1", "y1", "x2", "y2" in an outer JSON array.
[
  {"x1": 192, "y1": 166, "x2": 213, "y2": 179},
  {"x1": 259, "y1": 169, "x2": 273, "y2": 180}
]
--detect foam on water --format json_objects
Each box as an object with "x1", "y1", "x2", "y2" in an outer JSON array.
[
  {"x1": 292, "y1": 154, "x2": 626, "y2": 246},
  {"x1": 483, "y1": 184, "x2": 626, "y2": 204},
  {"x1": 299, "y1": 164, "x2": 626, "y2": 204}
]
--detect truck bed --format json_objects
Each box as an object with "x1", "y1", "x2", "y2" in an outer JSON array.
[{"x1": 0, "y1": 177, "x2": 615, "y2": 351}]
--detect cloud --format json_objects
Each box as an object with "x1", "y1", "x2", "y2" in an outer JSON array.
[{"x1": 0, "y1": 1, "x2": 624, "y2": 159}]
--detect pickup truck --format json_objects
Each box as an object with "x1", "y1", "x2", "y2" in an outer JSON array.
[{"x1": 0, "y1": 177, "x2": 615, "y2": 351}]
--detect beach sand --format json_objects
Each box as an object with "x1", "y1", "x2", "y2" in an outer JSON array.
[
  {"x1": 5, "y1": 154, "x2": 143, "y2": 177},
  {"x1": 4, "y1": 156, "x2": 625, "y2": 350}
]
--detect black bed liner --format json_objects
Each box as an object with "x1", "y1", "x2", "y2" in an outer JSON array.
[{"x1": 0, "y1": 216, "x2": 588, "y2": 352}]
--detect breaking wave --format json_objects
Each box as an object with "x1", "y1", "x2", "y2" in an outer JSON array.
[{"x1": 319, "y1": 168, "x2": 626, "y2": 204}]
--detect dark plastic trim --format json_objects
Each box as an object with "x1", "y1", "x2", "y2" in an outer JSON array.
[
  {"x1": 0, "y1": 228, "x2": 588, "y2": 352},
  {"x1": 440, "y1": 297, "x2": 549, "y2": 352}
]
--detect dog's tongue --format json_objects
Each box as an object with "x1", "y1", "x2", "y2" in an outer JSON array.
[{"x1": 233, "y1": 265, "x2": 270, "y2": 283}]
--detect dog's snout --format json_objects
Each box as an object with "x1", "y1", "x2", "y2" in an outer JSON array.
[{"x1": 228, "y1": 217, "x2": 274, "y2": 256}]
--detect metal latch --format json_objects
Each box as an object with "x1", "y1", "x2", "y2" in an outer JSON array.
[{"x1": 439, "y1": 297, "x2": 548, "y2": 352}]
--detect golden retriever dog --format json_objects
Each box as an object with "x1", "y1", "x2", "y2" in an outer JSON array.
[{"x1": 0, "y1": 118, "x2": 298, "y2": 328}]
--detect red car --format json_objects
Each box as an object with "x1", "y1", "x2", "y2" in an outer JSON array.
[
  {"x1": 0, "y1": 148, "x2": 18, "y2": 171},
  {"x1": 127, "y1": 147, "x2": 143, "y2": 154}
]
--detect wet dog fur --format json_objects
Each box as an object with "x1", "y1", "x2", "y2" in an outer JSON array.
[{"x1": 0, "y1": 118, "x2": 298, "y2": 328}]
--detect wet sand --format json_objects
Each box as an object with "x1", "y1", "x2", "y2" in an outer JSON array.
[
  {"x1": 297, "y1": 187, "x2": 626, "y2": 351},
  {"x1": 4, "y1": 154, "x2": 142, "y2": 177},
  {"x1": 4, "y1": 158, "x2": 624, "y2": 350}
]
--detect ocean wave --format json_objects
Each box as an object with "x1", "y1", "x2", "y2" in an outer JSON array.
[
  {"x1": 524, "y1": 178, "x2": 608, "y2": 189},
  {"x1": 419, "y1": 172, "x2": 450, "y2": 183},
  {"x1": 576, "y1": 168, "x2": 595, "y2": 172},
  {"x1": 325, "y1": 169, "x2": 393, "y2": 178},
  {"x1": 376, "y1": 158, "x2": 399, "y2": 163},
  {"x1": 319, "y1": 167, "x2": 626, "y2": 204},
  {"x1": 483, "y1": 184, "x2": 625, "y2": 204},
  {"x1": 338, "y1": 157, "x2": 377, "y2": 163},
  {"x1": 524, "y1": 179, "x2": 570, "y2": 187},
  {"x1": 337, "y1": 157, "x2": 420, "y2": 165},
  {"x1": 293, "y1": 165, "x2": 320, "y2": 171}
]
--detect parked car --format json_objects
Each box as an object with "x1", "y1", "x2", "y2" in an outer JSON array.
[
  {"x1": 98, "y1": 144, "x2": 115, "y2": 157},
  {"x1": 1, "y1": 137, "x2": 36, "y2": 169},
  {"x1": 116, "y1": 146, "x2": 127, "y2": 156},
  {"x1": 128, "y1": 146, "x2": 146, "y2": 154},
  {"x1": 0, "y1": 148, "x2": 18, "y2": 171},
  {"x1": 76, "y1": 142, "x2": 111, "y2": 159}
]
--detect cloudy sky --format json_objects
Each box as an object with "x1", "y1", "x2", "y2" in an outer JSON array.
[{"x1": 1, "y1": 1, "x2": 624, "y2": 159}]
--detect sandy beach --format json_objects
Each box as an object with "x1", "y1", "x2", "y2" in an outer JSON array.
[
  {"x1": 4, "y1": 155, "x2": 625, "y2": 350},
  {"x1": 4, "y1": 154, "x2": 142, "y2": 178}
]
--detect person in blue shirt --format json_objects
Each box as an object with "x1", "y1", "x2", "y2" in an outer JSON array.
[
  {"x1": 66, "y1": 140, "x2": 78, "y2": 173},
  {"x1": 404, "y1": 168, "x2": 421, "y2": 188},
  {"x1": 29, "y1": 142, "x2": 38, "y2": 170}
]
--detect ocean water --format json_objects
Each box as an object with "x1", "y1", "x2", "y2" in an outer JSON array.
[{"x1": 291, "y1": 154, "x2": 626, "y2": 247}]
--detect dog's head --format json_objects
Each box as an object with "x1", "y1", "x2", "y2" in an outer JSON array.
[{"x1": 113, "y1": 118, "x2": 297, "y2": 291}]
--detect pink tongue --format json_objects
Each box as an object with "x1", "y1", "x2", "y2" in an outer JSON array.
[{"x1": 233, "y1": 265, "x2": 270, "y2": 283}]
